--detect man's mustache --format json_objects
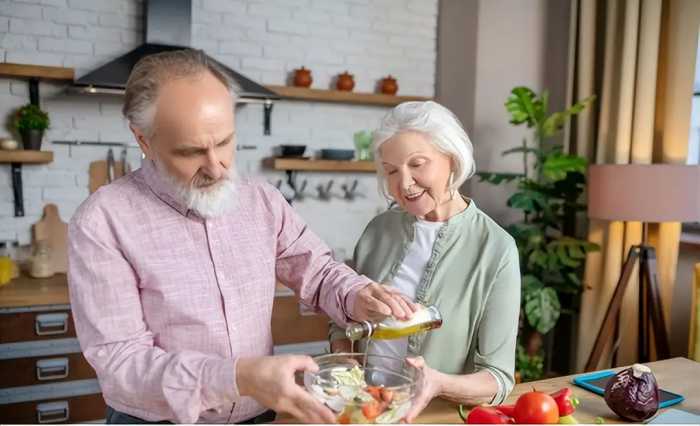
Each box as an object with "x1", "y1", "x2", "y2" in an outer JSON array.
[{"x1": 193, "y1": 173, "x2": 227, "y2": 188}]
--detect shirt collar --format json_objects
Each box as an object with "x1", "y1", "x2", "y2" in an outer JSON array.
[
  {"x1": 141, "y1": 159, "x2": 191, "y2": 217},
  {"x1": 401, "y1": 196, "x2": 476, "y2": 239}
]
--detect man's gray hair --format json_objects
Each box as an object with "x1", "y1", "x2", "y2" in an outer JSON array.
[{"x1": 123, "y1": 49, "x2": 237, "y2": 138}]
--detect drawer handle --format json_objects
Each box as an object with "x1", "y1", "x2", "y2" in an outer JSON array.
[
  {"x1": 36, "y1": 357, "x2": 70, "y2": 381},
  {"x1": 36, "y1": 401, "x2": 69, "y2": 424},
  {"x1": 35, "y1": 313, "x2": 69, "y2": 336}
]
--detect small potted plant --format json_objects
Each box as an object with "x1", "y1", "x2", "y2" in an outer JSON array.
[{"x1": 13, "y1": 104, "x2": 50, "y2": 150}]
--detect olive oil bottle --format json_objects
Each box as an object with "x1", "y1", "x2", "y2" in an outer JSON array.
[{"x1": 345, "y1": 304, "x2": 443, "y2": 341}]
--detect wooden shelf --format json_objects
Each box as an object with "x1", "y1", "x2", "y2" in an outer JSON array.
[
  {"x1": 266, "y1": 85, "x2": 431, "y2": 107},
  {"x1": 264, "y1": 157, "x2": 376, "y2": 172},
  {"x1": 0, "y1": 150, "x2": 53, "y2": 164},
  {"x1": 0, "y1": 63, "x2": 74, "y2": 81}
]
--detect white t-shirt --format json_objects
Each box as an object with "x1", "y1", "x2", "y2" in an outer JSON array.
[{"x1": 367, "y1": 219, "x2": 443, "y2": 359}]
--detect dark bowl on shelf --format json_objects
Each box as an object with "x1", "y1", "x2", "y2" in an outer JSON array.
[
  {"x1": 277, "y1": 144, "x2": 307, "y2": 157},
  {"x1": 320, "y1": 149, "x2": 355, "y2": 161}
]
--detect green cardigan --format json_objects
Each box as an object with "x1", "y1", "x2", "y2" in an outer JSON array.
[{"x1": 330, "y1": 200, "x2": 521, "y2": 404}]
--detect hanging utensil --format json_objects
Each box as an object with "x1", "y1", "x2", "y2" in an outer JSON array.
[
  {"x1": 106, "y1": 148, "x2": 115, "y2": 183},
  {"x1": 120, "y1": 146, "x2": 130, "y2": 175}
]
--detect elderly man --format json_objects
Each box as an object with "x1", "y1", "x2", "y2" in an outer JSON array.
[{"x1": 68, "y1": 49, "x2": 414, "y2": 424}]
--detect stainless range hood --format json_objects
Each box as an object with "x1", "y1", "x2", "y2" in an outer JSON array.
[{"x1": 71, "y1": 0, "x2": 279, "y2": 132}]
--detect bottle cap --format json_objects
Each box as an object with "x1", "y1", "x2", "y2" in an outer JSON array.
[{"x1": 345, "y1": 320, "x2": 373, "y2": 341}]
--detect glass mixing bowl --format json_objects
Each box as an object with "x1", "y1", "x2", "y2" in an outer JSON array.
[{"x1": 304, "y1": 353, "x2": 421, "y2": 424}]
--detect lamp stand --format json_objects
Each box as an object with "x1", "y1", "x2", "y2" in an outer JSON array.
[{"x1": 585, "y1": 243, "x2": 671, "y2": 371}]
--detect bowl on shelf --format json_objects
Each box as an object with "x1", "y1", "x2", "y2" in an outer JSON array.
[
  {"x1": 320, "y1": 149, "x2": 355, "y2": 161},
  {"x1": 304, "y1": 353, "x2": 420, "y2": 424},
  {"x1": 276, "y1": 144, "x2": 307, "y2": 158}
]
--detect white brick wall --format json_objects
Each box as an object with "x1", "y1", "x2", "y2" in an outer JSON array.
[{"x1": 0, "y1": 0, "x2": 437, "y2": 255}]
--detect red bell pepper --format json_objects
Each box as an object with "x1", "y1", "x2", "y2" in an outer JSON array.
[
  {"x1": 550, "y1": 388, "x2": 579, "y2": 416},
  {"x1": 459, "y1": 405, "x2": 515, "y2": 424},
  {"x1": 495, "y1": 404, "x2": 515, "y2": 417}
]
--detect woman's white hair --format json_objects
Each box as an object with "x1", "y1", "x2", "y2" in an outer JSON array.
[{"x1": 372, "y1": 100, "x2": 476, "y2": 201}]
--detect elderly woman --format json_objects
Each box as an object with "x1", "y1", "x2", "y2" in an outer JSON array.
[{"x1": 329, "y1": 101, "x2": 521, "y2": 422}]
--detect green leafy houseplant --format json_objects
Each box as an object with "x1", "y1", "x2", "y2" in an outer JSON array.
[
  {"x1": 14, "y1": 104, "x2": 50, "y2": 132},
  {"x1": 478, "y1": 87, "x2": 599, "y2": 380},
  {"x1": 516, "y1": 344, "x2": 544, "y2": 383},
  {"x1": 13, "y1": 104, "x2": 50, "y2": 150}
]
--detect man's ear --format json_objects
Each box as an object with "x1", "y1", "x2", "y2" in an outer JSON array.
[{"x1": 130, "y1": 124, "x2": 152, "y2": 159}]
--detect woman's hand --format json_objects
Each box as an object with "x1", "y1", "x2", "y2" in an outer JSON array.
[{"x1": 404, "y1": 356, "x2": 444, "y2": 423}]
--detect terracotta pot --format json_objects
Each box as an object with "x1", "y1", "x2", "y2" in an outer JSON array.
[
  {"x1": 336, "y1": 71, "x2": 355, "y2": 91},
  {"x1": 293, "y1": 67, "x2": 312, "y2": 87},
  {"x1": 380, "y1": 75, "x2": 398, "y2": 95}
]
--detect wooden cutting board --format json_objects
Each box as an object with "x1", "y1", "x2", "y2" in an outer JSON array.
[
  {"x1": 88, "y1": 160, "x2": 127, "y2": 194},
  {"x1": 32, "y1": 204, "x2": 68, "y2": 274}
]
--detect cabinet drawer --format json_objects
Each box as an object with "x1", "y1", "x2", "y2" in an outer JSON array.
[
  {"x1": 0, "y1": 353, "x2": 95, "y2": 387},
  {"x1": 0, "y1": 311, "x2": 76, "y2": 344},
  {"x1": 271, "y1": 295, "x2": 330, "y2": 345},
  {"x1": 0, "y1": 393, "x2": 105, "y2": 424}
]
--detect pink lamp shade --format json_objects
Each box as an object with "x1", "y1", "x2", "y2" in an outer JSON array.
[{"x1": 587, "y1": 164, "x2": 700, "y2": 223}]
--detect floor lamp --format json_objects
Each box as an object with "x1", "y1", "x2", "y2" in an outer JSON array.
[{"x1": 584, "y1": 164, "x2": 700, "y2": 372}]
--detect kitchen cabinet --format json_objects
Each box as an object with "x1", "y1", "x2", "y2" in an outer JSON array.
[{"x1": 0, "y1": 275, "x2": 103, "y2": 424}]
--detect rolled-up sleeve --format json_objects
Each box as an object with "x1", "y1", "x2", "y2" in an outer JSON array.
[
  {"x1": 265, "y1": 184, "x2": 371, "y2": 327},
  {"x1": 473, "y1": 240, "x2": 521, "y2": 405},
  {"x1": 68, "y1": 212, "x2": 239, "y2": 423}
]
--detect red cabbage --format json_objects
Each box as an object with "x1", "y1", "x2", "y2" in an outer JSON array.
[{"x1": 604, "y1": 364, "x2": 660, "y2": 422}]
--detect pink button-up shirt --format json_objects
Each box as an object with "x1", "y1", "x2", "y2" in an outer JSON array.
[{"x1": 68, "y1": 160, "x2": 370, "y2": 423}]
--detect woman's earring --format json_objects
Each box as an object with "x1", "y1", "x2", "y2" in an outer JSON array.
[{"x1": 448, "y1": 172, "x2": 456, "y2": 200}]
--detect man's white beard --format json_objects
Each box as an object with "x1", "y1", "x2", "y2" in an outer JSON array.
[{"x1": 154, "y1": 159, "x2": 237, "y2": 218}]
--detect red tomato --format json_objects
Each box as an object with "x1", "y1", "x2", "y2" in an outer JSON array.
[
  {"x1": 366, "y1": 386, "x2": 382, "y2": 401},
  {"x1": 466, "y1": 406, "x2": 515, "y2": 424},
  {"x1": 380, "y1": 388, "x2": 394, "y2": 403},
  {"x1": 513, "y1": 391, "x2": 560, "y2": 424},
  {"x1": 362, "y1": 400, "x2": 382, "y2": 421}
]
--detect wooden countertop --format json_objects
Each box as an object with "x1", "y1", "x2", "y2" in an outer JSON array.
[
  {"x1": 503, "y1": 357, "x2": 699, "y2": 424},
  {"x1": 276, "y1": 357, "x2": 700, "y2": 424},
  {"x1": 0, "y1": 273, "x2": 69, "y2": 309}
]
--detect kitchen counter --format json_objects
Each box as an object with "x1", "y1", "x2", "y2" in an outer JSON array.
[
  {"x1": 276, "y1": 357, "x2": 700, "y2": 424},
  {"x1": 0, "y1": 273, "x2": 69, "y2": 309}
]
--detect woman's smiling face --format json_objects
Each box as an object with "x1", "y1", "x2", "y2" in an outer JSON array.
[{"x1": 380, "y1": 131, "x2": 454, "y2": 219}]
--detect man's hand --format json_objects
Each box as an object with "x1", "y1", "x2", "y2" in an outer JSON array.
[
  {"x1": 352, "y1": 282, "x2": 418, "y2": 322},
  {"x1": 236, "y1": 355, "x2": 336, "y2": 424}
]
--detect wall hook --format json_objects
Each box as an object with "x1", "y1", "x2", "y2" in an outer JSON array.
[
  {"x1": 341, "y1": 179, "x2": 363, "y2": 201},
  {"x1": 316, "y1": 180, "x2": 334, "y2": 201}
]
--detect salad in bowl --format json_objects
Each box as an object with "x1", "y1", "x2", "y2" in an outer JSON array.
[{"x1": 304, "y1": 353, "x2": 420, "y2": 424}]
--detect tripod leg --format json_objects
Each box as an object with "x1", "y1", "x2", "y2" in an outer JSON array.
[
  {"x1": 642, "y1": 247, "x2": 671, "y2": 359},
  {"x1": 639, "y1": 246, "x2": 649, "y2": 362},
  {"x1": 585, "y1": 247, "x2": 640, "y2": 371}
]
